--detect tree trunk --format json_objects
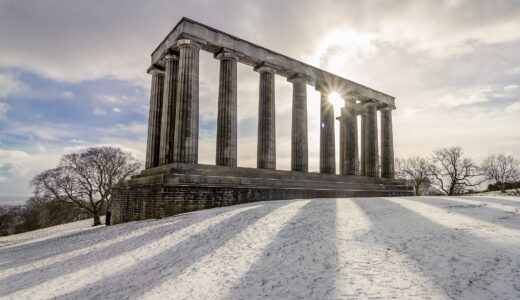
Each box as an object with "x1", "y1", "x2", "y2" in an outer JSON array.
[
  {"x1": 93, "y1": 214, "x2": 101, "y2": 226},
  {"x1": 415, "y1": 184, "x2": 421, "y2": 196},
  {"x1": 449, "y1": 185, "x2": 455, "y2": 196}
]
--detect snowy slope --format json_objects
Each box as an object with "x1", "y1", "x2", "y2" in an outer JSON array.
[{"x1": 0, "y1": 196, "x2": 519, "y2": 299}]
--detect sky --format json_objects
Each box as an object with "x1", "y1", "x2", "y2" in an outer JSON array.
[{"x1": 0, "y1": 0, "x2": 519, "y2": 199}]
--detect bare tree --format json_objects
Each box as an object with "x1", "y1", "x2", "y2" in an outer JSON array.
[
  {"x1": 429, "y1": 146, "x2": 481, "y2": 195},
  {"x1": 395, "y1": 157, "x2": 433, "y2": 195},
  {"x1": 31, "y1": 147, "x2": 141, "y2": 226},
  {"x1": 481, "y1": 154, "x2": 520, "y2": 193}
]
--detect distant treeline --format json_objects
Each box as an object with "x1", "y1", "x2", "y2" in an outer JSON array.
[
  {"x1": 487, "y1": 181, "x2": 520, "y2": 192},
  {"x1": 0, "y1": 197, "x2": 92, "y2": 236}
]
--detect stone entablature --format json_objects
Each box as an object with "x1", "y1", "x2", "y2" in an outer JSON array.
[{"x1": 150, "y1": 17, "x2": 394, "y2": 108}]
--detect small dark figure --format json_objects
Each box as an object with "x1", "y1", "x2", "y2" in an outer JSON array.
[{"x1": 105, "y1": 211, "x2": 111, "y2": 226}]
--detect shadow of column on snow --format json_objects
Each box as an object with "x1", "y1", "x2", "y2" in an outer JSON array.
[
  {"x1": 414, "y1": 196, "x2": 520, "y2": 231},
  {"x1": 352, "y1": 197, "x2": 519, "y2": 299},
  {"x1": 224, "y1": 198, "x2": 337, "y2": 299},
  {"x1": 52, "y1": 201, "x2": 290, "y2": 300},
  {"x1": 0, "y1": 204, "x2": 262, "y2": 296}
]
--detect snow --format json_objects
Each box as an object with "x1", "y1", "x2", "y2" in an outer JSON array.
[
  {"x1": 0, "y1": 216, "x2": 104, "y2": 248},
  {"x1": 0, "y1": 196, "x2": 519, "y2": 299}
]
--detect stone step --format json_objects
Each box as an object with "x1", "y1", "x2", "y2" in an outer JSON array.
[{"x1": 167, "y1": 174, "x2": 412, "y2": 192}]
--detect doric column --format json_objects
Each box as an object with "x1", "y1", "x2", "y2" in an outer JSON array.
[
  {"x1": 173, "y1": 39, "x2": 200, "y2": 164},
  {"x1": 380, "y1": 106, "x2": 395, "y2": 178},
  {"x1": 318, "y1": 85, "x2": 335, "y2": 174},
  {"x1": 145, "y1": 67, "x2": 164, "y2": 169},
  {"x1": 215, "y1": 49, "x2": 238, "y2": 167},
  {"x1": 364, "y1": 101, "x2": 379, "y2": 177},
  {"x1": 360, "y1": 110, "x2": 366, "y2": 176},
  {"x1": 255, "y1": 63, "x2": 276, "y2": 169},
  {"x1": 158, "y1": 53, "x2": 179, "y2": 165},
  {"x1": 338, "y1": 110, "x2": 346, "y2": 175},
  {"x1": 288, "y1": 74, "x2": 308, "y2": 172},
  {"x1": 343, "y1": 96, "x2": 359, "y2": 175}
]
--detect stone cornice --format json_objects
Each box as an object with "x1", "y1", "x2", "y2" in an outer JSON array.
[{"x1": 150, "y1": 17, "x2": 396, "y2": 108}]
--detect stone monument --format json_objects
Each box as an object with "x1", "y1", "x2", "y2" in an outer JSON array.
[{"x1": 112, "y1": 18, "x2": 413, "y2": 224}]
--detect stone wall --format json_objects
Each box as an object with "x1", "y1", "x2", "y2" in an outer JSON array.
[{"x1": 111, "y1": 163, "x2": 413, "y2": 224}]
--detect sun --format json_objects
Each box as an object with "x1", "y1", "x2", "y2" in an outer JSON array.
[{"x1": 328, "y1": 92, "x2": 344, "y2": 113}]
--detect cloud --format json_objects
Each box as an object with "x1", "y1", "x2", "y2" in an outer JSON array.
[
  {"x1": 94, "y1": 107, "x2": 106, "y2": 116},
  {"x1": 0, "y1": 102, "x2": 9, "y2": 119},
  {"x1": 505, "y1": 102, "x2": 520, "y2": 113},
  {"x1": 0, "y1": 72, "x2": 24, "y2": 97},
  {"x1": 61, "y1": 91, "x2": 74, "y2": 98},
  {"x1": 11, "y1": 124, "x2": 75, "y2": 141},
  {"x1": 98, "y1": 94, "x2": 128, "y2": 103},
  {"x1": 436, "y1": 86, "x2": 492, "y2": 108}
]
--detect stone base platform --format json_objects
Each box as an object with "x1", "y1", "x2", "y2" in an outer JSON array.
[{"x1": 111, "y1": 163, "x2": 414, "y2": 224}]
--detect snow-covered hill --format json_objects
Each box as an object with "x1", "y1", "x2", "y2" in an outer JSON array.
[{"x1": 0, "y1": 196, "x2": 519, "y2": 299}]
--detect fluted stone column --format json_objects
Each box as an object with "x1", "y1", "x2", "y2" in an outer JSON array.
[
  {"x1": 145, "y1": 68, "x2": 164, "y2": 169},
  {"x1": 338, "y1": 110, "x2": 346, "y2": 175},
  {"x1": 173, "y1": 39, "x2": 200, "y2": 164},
  {"x1": 255, "y1": 63, "x2": 276, "y2": 169},
  {"x1": 360, "y1": 110, "x2": 367, "y2": 176},
  {"x1": 318, "y1": 86, "x2": 335, "y2": 174},
  {"x1": 215, "y1": 49, "x2": 238, "y2": 167},
  {"x1": 380, "y1": 107, "x2": 395, "y2": 178},
  {"x1": 364, "y1": 101, "x2": 379, "y2": 177},
  {"x1": 158, "y1": 54, "x2": 178, "y2": 165},
  {"x1": 288, "y1": 74, "x2": 308, "y2": 172},
  {"x1": 343, "y1": 96, "x2": 359, "y2": 175}
]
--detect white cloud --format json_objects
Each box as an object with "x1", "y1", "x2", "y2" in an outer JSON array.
[
  {"x1": 113, "y1": 107, "x2": 121, "y2": 113},
  {"x1": 61, "y1": 91, "x2": 74, "y2": 98},
  {"x1": 98, "y1": 95, "x2": 128, "y2": 103},
  {"x1": 94, "y1": 107, "x2": 106, "y2": 116},
  {"x1": 0, "y1": 102, "x2": 9, "y2": 119},
  {"x1": 0, "y1": 73, "x2": 24, "y2": 97},
  {"x1": 435, "y1": 86, "x2": 491, "y2": 108},
  {"x1": 12, "y1": 124, "x2": 75, "y2": 141},
  {"x1": 505, "y1": 102, "x2": 520, "y2": 113}
]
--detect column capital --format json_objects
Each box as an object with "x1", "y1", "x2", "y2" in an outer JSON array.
[
  {"x1": 361, "y1": 99, "x2": 378, "y2": 107},
  {"x1": 378, "y1": 104, "x2": 395, "y2": 111},
  {"x1": 314, "y1": 81, "x2": 326, "y2": 93},
  {"x1": 147, "y1": 64, "x2": 165, "y2": 75},
  {"x1": 341, "y1": 94, "x2": 357, "y2": 103},
  {"x1": 214, "y1": 48, "x2": 239, "y2": 60},
  {"x1": 164, "y1": 52, "x2": 179, "y2": 61},
  {"x1": 254, "y1": 62, "x2": 278, "y2": 73},
  {"x1": 287, "y1": 73, "x2": 307, "y2": 83},
  {"x1": 177, "y1": 38, "x2": 202, "y2": 49},
  {"x1": 315, "y1": 81, "x2": 335, "y2": 94}
]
